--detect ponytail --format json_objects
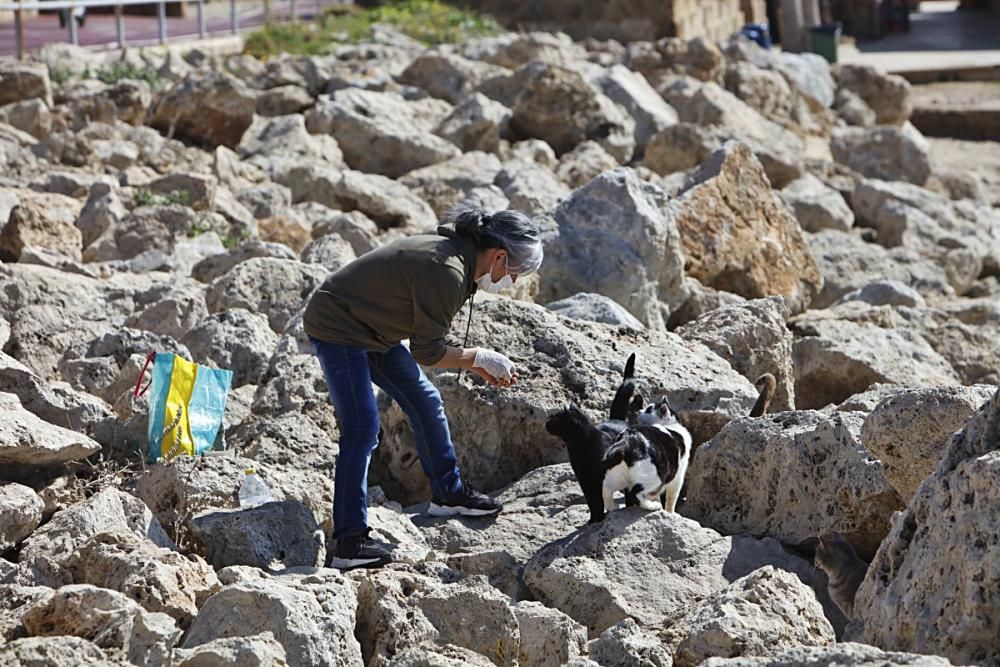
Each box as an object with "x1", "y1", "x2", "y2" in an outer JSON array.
[{"x1": 447, "y1": 203, "x2": 544, "y2": 275}]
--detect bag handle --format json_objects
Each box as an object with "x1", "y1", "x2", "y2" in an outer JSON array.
[{"x1": 133, "y1": 352, "x2": 156, "y2": 398}]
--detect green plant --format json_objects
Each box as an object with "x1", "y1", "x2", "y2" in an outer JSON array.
[
  {"x1": 243, "y1": 0, "x2": 502, "y2": 59},
  {"x1": 221, "y1": 230, "x2": 251, "y2": 250},
  {"x1": 163, "y1": 189, "x2": 191, "y2": 207},
  {"x1": 134, "y1": 188, "x2": 157, "y2": 207},
  {"x1": 94, "y1": 62, "x2": 162, "y2": 90},
  {"x1": 49, "y1": 68, "x2": 74, "y2": 86}
]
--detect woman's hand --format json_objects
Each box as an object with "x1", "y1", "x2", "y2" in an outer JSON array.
[{"x1": 472, "y1": 348, "x2": 517, "y2": 386}]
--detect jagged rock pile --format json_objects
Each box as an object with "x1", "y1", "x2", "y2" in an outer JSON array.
[{"x1": 1, "y1": 26, "x2": 999, "y2": 667}]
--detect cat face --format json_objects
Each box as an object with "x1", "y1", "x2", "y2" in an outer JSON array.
[
  {"x1": 636, "y1": 395, "x2": 679, "y2": 426},
  {"x1": 815, "y1": 532, "x2": 854, "y2": 572}
]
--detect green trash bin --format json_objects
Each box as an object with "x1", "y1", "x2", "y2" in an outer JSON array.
[{"x1": 808, "y1": 23, "x2": 842, "y2": 64}]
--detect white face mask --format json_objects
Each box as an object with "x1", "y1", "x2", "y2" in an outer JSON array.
[{"x1": 477, "y1": 255, "x2": 514, "y2": 294}]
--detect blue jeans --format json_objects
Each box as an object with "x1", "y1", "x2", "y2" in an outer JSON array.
[{"x1": 310, "y1": 338, "x2": 462, "y2": 539}]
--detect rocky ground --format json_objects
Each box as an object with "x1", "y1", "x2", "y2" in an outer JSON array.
[{"x1": 1, "y1": 26, "x2": 999, "y2": 667}]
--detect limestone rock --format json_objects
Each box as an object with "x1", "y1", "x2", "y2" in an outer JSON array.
[
  {"x1": 833, "y1": 64, "x2": 913, "y2": 126},
  {"x1": 433, "y1": 92, "x2": 511, "y2": 153},
  {"x1": 62, "y1": 530, "x2": 220, "y2": 627},
  {"x1": 554, "y1": 141, "x2": 619, "y2": 189},
  {"x1": 184, "y1": 572, "x2": 362, "y2": 667},
  {"x1": 190, "y1": 501, "x2": 325, "y2": 570},
  {"x1": 174, "y1": 633, "x2": 289, "y2": 667},
  {"x1": 513, "y1": 600, "x2": 588, "y2": 667},
  {"x1": 509, "y1": 62, "x2": 636, "y2": 162},
  {"x1": 791, "y1": 316, "x2": 960, "y2": 410},
  {"x1": 587, "y1": 618, "x2": 672, "y2": 667},
  {"x1": 855, "y1": 388, "x2": 1000, "y2": 665},
  {"x1": 300, "y1": 232, "x2": 356, "y2": 268},
  {"x1": 494, "y1": 159, "x2": 569, "y2": 216},
  {"x1": 256, "y1": 85, "x2": 313, "y2": 117},
  {"x1": 148, "y1": 72, "x2": 256, "y2": 149},
  {"x1": 835, "y1": 280, "x2": 926, "y2": 308},
  {"x1": 546, "y1": 292, "x2": 644, "y2": 329},
  {"x1": 308, "y1": 89, "x2": 460, "y2": 178},
  {"x1": 147, "y1": 172, "x2": 216, "y2": 211},
  {"x1": 805, "y1": 230, "x2": 952, "y2": 309},
  {"x1": 191, "y1": 239, "x2": 297, "y2": 283},
  {"x1": 205, "y1": 257, "x2": 326, "y2": 334},
  {"x1": 781, "y1": 174, "x2": 854, "y2": 233},
  {"x1": 181, "y1": 308, "x2": 279, "y2": 387},
  {"x1": 399, "y1": 151, "x2": 502, "y2": 217},
  {"x1": 666, "y1": 142, "x2": 822, "y2": 314},
  {"x1": 627, "y1": 36, "x2": 724, "y2": 85},
  {"x1": 682, "y1": 410, "x2": 902, "y2": 560},
  {"x1": 676, "y1": 297, "x2": 795, "y2": 411},
  {"x1": 238, "y1": 114, "x2": 343, "y2": 167},
  {"x1": 594, "y1": 64, "x2": 678, "y2": 154},
  {"x1": 860, "y1": 385, "x2": 997, "y2": 502},
  {"x1": 0, "y1": 62, "x2": 52, "y2": 107},
  {"x1": 538, "y1": 168, "x2": 688, "y2": 329},
  {"x1": 19, "y1": 584, "x2": 180, "y2": 667},
  {"x1": 524, "y1": 509, "x2": 835, "y2": 637},
  {"x1": 332, "y1": 169, "x2": 437, "y2": 230},
  {"x1": 399, "y1": 50, "x2": 510, "y2": 104},
  {"x1": 0, "y1": 392, "x2": 102, "y2": 467},
  {"x1": 19, "y1": 488, "x2": 173, "y2": 581},
  {"x1": 0, "y1": 636, "x2": 116, "y2": 667},
  {"x1": 701, "y1": 642, "x2": 956, "y2": 666},
  {"x1": 0, "y1": 98, "x2": 51, "y2": 139},
  {"x1": 0, "y1": 482, "x2": 43, "y2": 551},
  {"x1": 0, "y1": 190, "x2": 82, "y2": 263},
  {"x1": 668, "y1": 566, "x2": 835, "y2": 667},
  {"x1": 831, "y1": 124, "x2": 931, "y2": 186}
]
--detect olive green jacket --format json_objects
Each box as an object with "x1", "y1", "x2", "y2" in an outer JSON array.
[{"x1": 303, "y1": 226, "x2": 477, "y2": 365}]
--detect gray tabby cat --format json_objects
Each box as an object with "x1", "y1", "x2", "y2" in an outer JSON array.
[{"x1": 814, "y1": 531, "x2": 868, "y2": 618}]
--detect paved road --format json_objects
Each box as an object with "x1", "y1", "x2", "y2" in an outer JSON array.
[
  {"x1": 840, "y1": 0, "x2": 1000, "y2": 73},
  {"x1": 0, "y1": 0, "x2": 320, "y2": 57}
]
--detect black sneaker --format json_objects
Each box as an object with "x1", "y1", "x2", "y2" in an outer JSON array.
[
  {"x1": 327, "y1": 528, "x2": 392, "y2": 570},
  {"x1": 428, "y1": 484, "x2": 503, "y2": 517}
]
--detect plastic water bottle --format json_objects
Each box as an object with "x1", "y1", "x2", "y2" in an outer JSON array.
[{"x1": 238, "y1": 468, "x2": 272, "y2": 508}]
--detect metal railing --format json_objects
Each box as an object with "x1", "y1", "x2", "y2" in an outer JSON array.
[{"x1": 0, "y1": 0, "x2": 305, "y2": 59}]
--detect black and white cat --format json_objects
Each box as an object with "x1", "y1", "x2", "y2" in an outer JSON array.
[
  {"x1": 545, "y1": 353, "x2": 692, "y2": 521},
  {"x1": 602, "y1": 395, "x2": 692, "y2": 513}
]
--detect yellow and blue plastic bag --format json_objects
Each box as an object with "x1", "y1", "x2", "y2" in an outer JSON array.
[{"x1": 134, "y1": 352, "x2": 233, "y2": 463}]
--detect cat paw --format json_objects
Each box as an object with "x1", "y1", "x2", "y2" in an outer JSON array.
[{"x1": 638, "y1": 500, "x2": 661, "y2": 512}]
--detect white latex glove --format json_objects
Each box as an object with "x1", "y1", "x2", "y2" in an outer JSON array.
[{"x1": 472, "y1": 348, "x2": 516, "y2": 382}]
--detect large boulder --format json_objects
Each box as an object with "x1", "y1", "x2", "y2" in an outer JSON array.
[
  {"x1": 173, "y1": 633, "x2": 289, "y2": 667},
  {"x1": 373, "y1": 298, "x2": 757, "y2": 504},
  {"x1": 494, "y1": 159, "x2": 569, "y2": 216},
  {"x1": 433, "y1": 92, "x2": 512, "y2": 153},
  {"x1": 855, "y1": 388, "x2": 1000, "y2": 665},
  {"x1": 19, "y1": 584, "x2": 180, "y2": 667},
  {"x1": 181, "y1": 308, "x2": 279, "y2": 388},
  {"x1": 780, "y1": 174, "x2": 855, "y2": 233},
  {"x1": 184, "y1": 572, "x2": 362, "y2": 667},
  {"x1": 62, "y1": 530, "x2": 220, "y2": 628},
  {"x1": 682, "y1": 410, "x2": 903, "y2": 560},
  {"x1": 0, "y1": 636, "x2": 117, "y2": 667},
  {"x1": 554, "y1": 141, "x2": 619, "y2": 189},
  {"x1": 593, "y1": 64, "x2": 678, "y2": 154},
  {"x1": 509, "y1": 62, "x2": 636, "y2": 162},
  {"x1": 860, "y1": 385, "x2": 996, "y2": 502},
  {"x1": 676, "y1": 297, "x2": 795, "y2": 411},
  {"x1": 399, "y1": 50, "x2": 510, "y2": 104},
  {"x1": 546, "y1": 293, "x2": 645, "y2": 329},
  {"x1": 399, "y1": 151, "x2": 503, "y2": 217},
  {"x1": 189, "y1": 501, "x2": 324, "y2": 570},
  {"x1": 791, "y1": 312, "x2": 960, "y2": 410},
  {"x1": 0, "y1": 190, "x2": 82, "y2": 262},
  {"x1": 306, "y1": 89, "x2": 460, "y2": 178},
  {"x1": 805, "y1": 230, "x2": 953, "y2": 309},
  {"x1": 148, "y1": 72, "x2": 257, "y2": 149},
  {"x1": 833, "y1": 64, "x2": 913, "y2": 126},
  {"x1": 831, "y1": 124, "x2": 931, "y2": 186},
  {"x1": 666, "y1": 142, "x2": 822, "y2": 314},
  {"x1": 523, "y1": 509, "x2": 838, "y2": 637},
  {"x1": 702, "y1": 642, "x2": 956, "y2": 666},
  {"x1": 0, "y1": 482, "x2": 43, "y2": 551},
  {"x1": 328, "y1": 169, "x2": 438, "y2": 230},
  {"x1": 238, "y1": 113, "x2": 344, "y2": 167},
  {"x1": 0, "y1": 392, "x2": 102, "y2": 468},
  {"x1": 513, "y1": 600, "x2": 588, "y2": 667},
  {"x1": 667, "y1": 566, "x2": 835, "y2": 667},
  {"x1": 0, "y1": 62, "x2": 52, "y2": 107},
  {"x1": 538, "y1": 168, "x2": 688, "y2": 329},
  {"x1": 205, "y1": 258, "x2": 326, "y2": 334},
  {"x1": 412, "y1": 464, "x2": 591, "y2": 598},
  {"x1": 586, "y1": 618, "x2": 672, "y2": 667},
  {"x1": 19, "y1": 488, "x2": 174, "y2": 582}
]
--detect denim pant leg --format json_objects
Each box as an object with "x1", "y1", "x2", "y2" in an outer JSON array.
[
  {"x1": 368, "y1": 344, "x2": 462, "y2": 500},
  {"x1": 311, "y1": 337, "x2": 380, "y2": 541}
]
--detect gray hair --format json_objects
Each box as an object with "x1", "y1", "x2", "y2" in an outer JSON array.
[{"x1": 450, "y1": 205, "x2": 544, "y2": 275}]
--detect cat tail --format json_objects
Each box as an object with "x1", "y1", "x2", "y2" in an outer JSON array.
[
  {"x1": 609, "y1": 353, "x2": 637, "y2": 421},
  {"x1": 602, "y1": 441, "x2": 628, "y2": 470}
]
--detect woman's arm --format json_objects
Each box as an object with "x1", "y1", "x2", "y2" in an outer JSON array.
[{"x1": 432, "y1": 346, "x2": 517, "y2": 387}]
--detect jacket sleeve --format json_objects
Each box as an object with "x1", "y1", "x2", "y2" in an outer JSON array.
[{"x1": 409, "y1": 264, "x2": 467, "y2": 366}]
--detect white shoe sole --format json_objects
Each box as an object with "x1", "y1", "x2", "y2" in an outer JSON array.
[
  {"x1": 326, "y1": 555, "x2": 390, "y2": 570},
  {"x1": 427, "y1": 502, "x2": 501, "y2": 517}
]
